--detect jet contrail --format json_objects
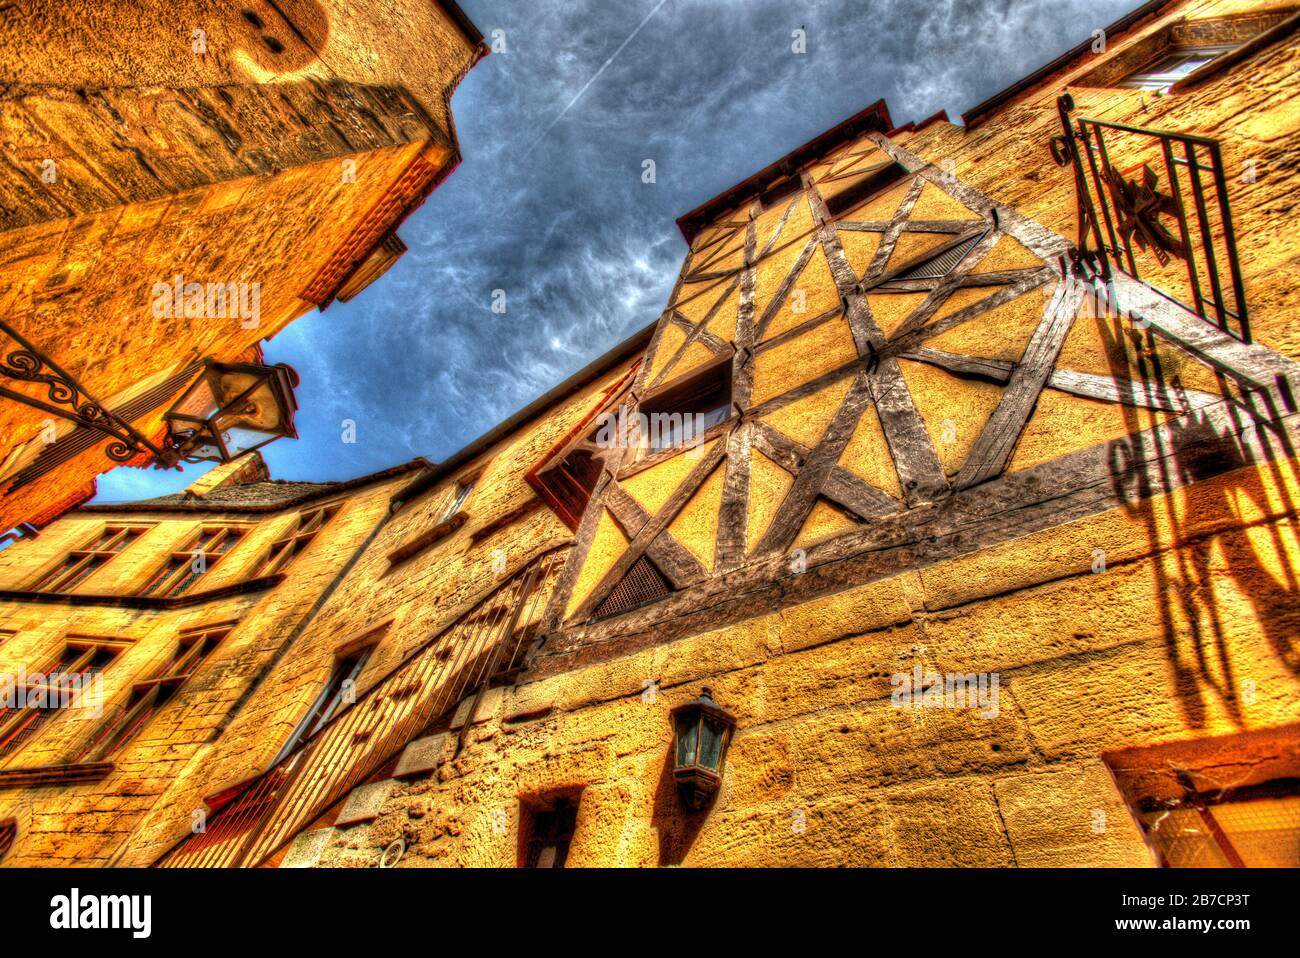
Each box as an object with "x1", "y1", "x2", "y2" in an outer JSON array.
[{"x1": 525, "y1": 0, "x2": 671, "y2": 156}]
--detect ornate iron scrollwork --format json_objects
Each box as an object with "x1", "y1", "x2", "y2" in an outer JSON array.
[
  {"x1": 1101, "y1": 163, "x2": 1187, "y2": 266},
  {"x1": 1049, "y1": 94, "x2": 1109, "y2": 283},
  {"x1": 0, "y1": 318, "x2": 166, "y2": 468}
]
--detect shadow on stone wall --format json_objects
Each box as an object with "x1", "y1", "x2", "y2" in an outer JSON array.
[{"x1": 1100, "y1": 312, "x2": 1300, "y2": 729}]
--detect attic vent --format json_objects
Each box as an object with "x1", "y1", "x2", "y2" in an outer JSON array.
[
  {"x1": 593, "y1": 556, "x2": 672, "y2": 620},
  {"x1": 882, "y1": 228, "x2": 989, "y2": 286}
]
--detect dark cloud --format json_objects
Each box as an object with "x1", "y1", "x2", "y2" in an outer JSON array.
[{"x1": 96, "y1": 0, "x2": 1134, "y2": 501}]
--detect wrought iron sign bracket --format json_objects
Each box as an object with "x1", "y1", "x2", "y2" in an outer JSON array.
[
  {"x1": 1049, "y1": 94, "x2": 1111, "y2": 285},
  {"x1": 1049, "y1": 93, "x2": 1251, "y2": 343}
]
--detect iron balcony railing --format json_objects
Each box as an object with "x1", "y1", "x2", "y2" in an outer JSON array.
[{"x1": 155, "y1": 547, "x2": 566, "y2": 868}]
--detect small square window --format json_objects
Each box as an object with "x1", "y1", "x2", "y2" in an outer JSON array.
[
  {"x1": 1117, "y1": 44, "x2": 1237, "y2": 90},
  {"x1": 440, "y1": 476, "x2": 477, "y2": 524},
  {"x1": 637, "y1": 356, "x2": 734, "y2": 454},
  {"x1": 519, "y1": 793, "x2": 582, "y2": 868}
]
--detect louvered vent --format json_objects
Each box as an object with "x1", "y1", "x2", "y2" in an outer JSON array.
[
  {"x1": 882, "y1": 228, "x2": 988, "y2": 285},
  {"x1": 592, "y1": 556, "x2": 672, "y2": 620}
]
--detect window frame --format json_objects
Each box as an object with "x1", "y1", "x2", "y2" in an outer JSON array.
[
  {"x1": 30, "y1": 526, "x2": 147, "y2": 593},
  {"x1": 527, "y1": 367, "x2": 637, "y2": 531},
  {"x1": 1116, "y1": 42, "x2": 1239, "y2": 91},
  {"x1": 256, "y1": 504, "x2": 340, "y2": 578},
  {"x1": 519, "y1": 793, "x2": 582, "y2": 868},
  {"x1": 635, "y1": 350, "x2": 735, "y2": 457},
  {"x1": 1136, "y1": 777, "x2": 1300, "y2": 868},
  {"x1": 270, "y1": 646, "x2": 373, "y2": 765},
  {"x1": 0, "y1": 636, "x2": 130, "y2": 762},
  {"x1": 439, "y1": 475, "x2": 478, "y2": 525},
  {"x1": 74, "y1": 624, "x2": 232, "y2": 764},
  {"x1": 139, "y1": 525, "x2": 249, "y2": 598}
]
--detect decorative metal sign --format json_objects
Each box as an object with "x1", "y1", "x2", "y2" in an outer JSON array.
[{"x1": 1050, "y1": 93, "x2": 1250, "y2": 342}]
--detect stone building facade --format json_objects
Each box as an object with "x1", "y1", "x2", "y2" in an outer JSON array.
[
  {"x1": 0, "y1": 0, "x2": 485, "y2": 533},
  {"x1": 0, "y1": 0, "x2": 1297, "y2": 867}
]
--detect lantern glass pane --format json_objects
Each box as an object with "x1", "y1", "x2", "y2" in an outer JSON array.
[
  {"x1": 215, "y1": 375, "x2": 283, "y2": 433},
  {"x1": 169, "y1": 376, "x2": 220, "y2": 421},
  {"x1": 699, "y1": 716, "x2": 727, "y2": 771},
  {"x1": 218, "y1": 426, "x2": 272, "y2": 456},
  {"x1": 675, "y1": 714, "x2": 699, "y2": 768}
]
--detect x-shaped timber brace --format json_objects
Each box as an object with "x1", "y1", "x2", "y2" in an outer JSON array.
[{"x1": 535, "y1": 131, "x2": 1300, "y2": 659}]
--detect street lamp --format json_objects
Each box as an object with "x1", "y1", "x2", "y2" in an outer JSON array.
[
  {"x1": 670, "y1": 686, "x2": 736, "y2": 810},
  {"x1": 0, "y1": 315, "x2": 299, "y2": 470},
  {"x1": 160, "y1": 360, "x2": 299, "y2": 465}
]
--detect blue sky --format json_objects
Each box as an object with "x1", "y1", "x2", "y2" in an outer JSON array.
[{"x1": 95, "y1": 0, "x2": 1134, "y2": 503}]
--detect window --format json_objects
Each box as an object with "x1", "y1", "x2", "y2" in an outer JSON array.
[
  {"x1": 1118, "y1": 43, "x2": 1237, "y2": 90},
  {"x1": 1072, "y1": 10, "x2": 1297, "y2": 94},
  {"x1": 1106, "y1": 726, "x2": 1300, "y2": 868},
  {"x1": 1136, "y1": 778, "x2": 1300, "y2": 868},
  {"x1": 0, "y1": 637, "x2": 128, "y2": 760},
  {"x1": 0, "y1": 818, "x2": 14, "y2": 862},
  {"x1": 519, "y1": 794, "x2": 581, "y2": 868},
  {"x1": 138, "y1": 526, "x2": 246, "y2": 597},
  {"x1": 533, "y1": 449, "x2": 605, "y2": 531},
  {"x1": 31, "y1": 527, "x2": 145, "y2": 593},
  {"x1": 0, "y1": 630, "x2": 14, "y2": 649},
  {"x1": 271, "y1": 647, "x2": 372, "y2": 764},
  {"x1": 74, "y1": 624, "x2": 231, "y2": 763},
  {"x1": 758, "y1": 175, "x2": 801, "y2": 210},
  {"x1": 824, "y1": 159, "x2": 906, "y2": 218},
  {"x1": 440, "y1": 477, "x2": 476, "y2": 524},
  {"x1": 256, "y1": 505, "x2": 338, "y2": 577},
  {"x1": 528, "y1": 368, "x2": 637, "y2": 531},
  {"x1": 530, "y1": 423, "x2": 610, "y2": 532},
  {"x1": 637, "y1": 355, "x2": 733, "y2": 454}
]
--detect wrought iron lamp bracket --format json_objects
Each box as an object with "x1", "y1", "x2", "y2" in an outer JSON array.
[
  {"x1": 1050, "y1": 95, "x2": 1111, "y2": 284},
  {"x1": 0, "y1": 318, "x2": 169, "y2": 466}
]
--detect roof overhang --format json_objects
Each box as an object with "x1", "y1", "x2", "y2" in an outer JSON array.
[
  {"x1": 674, "y1": 99, "x2": 894, "y2": 244},
  {"x1": 960, "y1": 0, "x2": 1176, "y2": 128}
]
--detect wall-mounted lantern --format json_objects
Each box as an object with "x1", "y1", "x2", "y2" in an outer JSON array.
[
  {"x1": 670, "y1": 686, "x2": 736, "y2": 810},
  {"x1": 160, "y1": 360, "x2": 299, "y2": 466}
]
